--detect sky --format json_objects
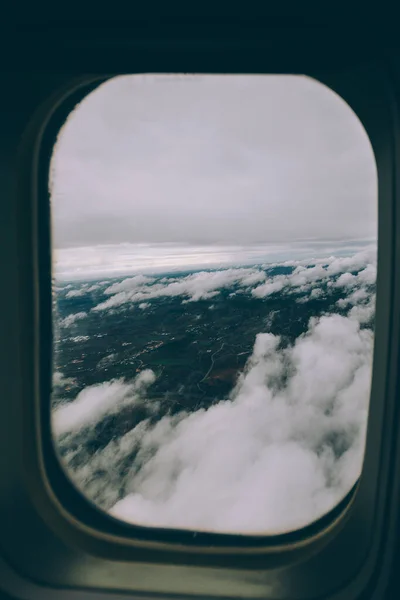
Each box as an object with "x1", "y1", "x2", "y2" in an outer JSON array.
[{"x1": 50, "y1": 74, "x2": 377, "y2": 270}]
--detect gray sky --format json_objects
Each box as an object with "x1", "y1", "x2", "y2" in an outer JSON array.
[{"x1": 50, "y1": 74, "x2": 377, "y2": 250}]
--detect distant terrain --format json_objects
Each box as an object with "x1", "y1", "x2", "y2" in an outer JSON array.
[{"x1": 52, "y1": 248, "x2": 376, "y2": 534}]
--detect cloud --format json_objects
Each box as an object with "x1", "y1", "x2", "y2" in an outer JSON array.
[
  {"x1": 334, "y1": 273, "x2": 358, "y2": 288},
  {"x1": 325, "y1": 249, "x2": 376, "y2": 276},
  {"x1": 106, "y1": 312, "x2": 372, "y2": 534},
  {"x1": 337, "y1": 288, "x2": 370, "y2": 308},
  {"x1": 253, "y1": 248, "x2": 376, "y2": 300},
  {"x1": 239, "y1": 271, "x2": 267, "y2": 287},
  {"x1": 66, "y1": 289, "x2": 85, "y2": 298},
  {"x1": 60, "y1": 311, "x2": 87, "y2": 328},
  {"x1": 349, "y1": 299, "x2": 375, "y2": 324},
  {"x1": 52, "y1": 370, "x2": 156, "y2": 436},
  {"x1": 88, "y1": 248, "x2": 376, "y2": 312},
  {"x1": 53, "y1": 372, "x2": 77, "y2": 388},
  {"x1": 54, "y1": 240, "x2": 376, "y2": 282},
  {"x1": 290, "y1": 264, "x2": 328, "y2": 287},
  {"x1": 52, "y1": 247, "x2": 376, "y2": 534},
  {"x1": 54, "y1": 299, "x2": 374, "y2": 534},
  {"x1": 93, "y1": 267, "x2": 270, "y2": 311},
  {"x1": 69, "y1": 335, "x2": 90, "y2": 343},
  {"x1": 357, "y1": 264, "x2": 377, "y2": 285},
  {"x1": 105, "y1": 275, "x2": 155, "y2": 295},
  {"x1": 252, "y1": 278, "x2": 286, "y2": 298},
  {"x1": 310, "y1": 288, "x2": 323, "y2": 299}
]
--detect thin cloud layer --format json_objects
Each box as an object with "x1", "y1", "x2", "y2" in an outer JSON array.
[{"x1": 54, "y1": 239, "x2": 376, "y2": 281}]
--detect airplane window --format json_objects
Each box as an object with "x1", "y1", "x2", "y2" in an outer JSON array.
[{"x1": 50, "y1": 75, "x2": 377, "y2": 535}]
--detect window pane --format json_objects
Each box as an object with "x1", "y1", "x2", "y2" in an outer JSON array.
[{"x1": 50, "y1": 75, "x2": 377, "y2": 535}]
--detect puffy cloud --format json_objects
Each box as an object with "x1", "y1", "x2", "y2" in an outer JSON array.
[
  {"x1": 89, "y1": 247, "x2": 376, "y2": 310},
  {"x1": 60, "y1": 311, "x2": 87, "y2": 328},
  {"x1": 107, "y1": 313, "x2": 372, "y2": 534},
  {"x1": 325, "y1": 248, "x2": 376, "y2": 276},
  {"x1": 337, "y1": 288, "x2": 370, "y2": 308},
  {"x1": 310, "y1": 288, "x2": 323, "y2": 299},
  {"x1": 105, "y1": 275, "x2": 155, "y2": 295},
  {"x1": 252, "y1": 249, "x2": 376, "y2": 300},
  {"x1": 240, "y1": 271, "x2": 267, "y2": 287},
  {"x1": 93, "y1": 267, "x2": 269, "y2": 311},
  {"x1": 69, "y1": 335, "x2": 90, "y2": 342},
  {"x1": 357, "y1": 264, "x2": 377, "y2": 285},
  {"x1": 54, "y1": 304, "x2": 373, "y2": 534},
  {"x1": 52, "y1": 370, "x2": 156, "y2": 436},
  {"x1": 333, "y1": 265, "x2": 376, "y2": 291},
  {"x1": 53, "y1": 247, "x2": 376, "y2": 533},
  {"x1": 66, "y1": 287, "x2": 88, "y2": 298},
  {"x1": 53, "y1": 372, "x2": 77, "y2": 388},
  {"x1": 252, "y1": 278, "x2": 286, "y2": 298},
  {"x1": 334, "y1": 273, "x2": 357, "y2": 288},
  {"x1": 289, "y1": 264, "x2": 328, "y2": 287},
  {"x1": 349, "y1": 299, "x2": 375, "y2": 324}
]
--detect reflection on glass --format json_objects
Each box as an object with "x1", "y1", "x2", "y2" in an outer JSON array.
[{"x1": 50, "y1": 75, "x2": 377, "y2": 534}]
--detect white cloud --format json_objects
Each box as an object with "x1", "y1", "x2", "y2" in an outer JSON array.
[
  {"x1": 349, "y1": 299, "x2": 375, "y2": 324},
  {"x1": 93, "y1": 267, "x2": 269, "y2": 311},
  {"x1": 334, "y1": 272, "x2": 357, "y2": 288},
  {"x1": 54, "y1": 304, "x2": 373, "y2": 534},
  {"x1": 89, "y1": 248, "x2": 377, "y2": 311},
  {"x1": 69, "y1": 335, "x2": 90, "y2": 342},
  {"x1": 52, "y1": 370, "x2": 156, "y2": 436},
  {"x1": 105, "y1": 312, "x2": 372, "y2": 534},
  {"x1": 357, "y1": 264, "x2": 377, "y2": 285},
  {"x1": 252, "y1": 249, "x2": 376, "y2": 300},
  {"x1": 53, "y1": 372, "x2": 77, "y2": 388},
  {"x1": 289, "y1": 264, "x2": 328, "y2": 287},
  {"x1": 54, "y1": 240, "x2": 377, "y2": 282},
  {"x1": 310, "y1": 288, "x2": 323, "y2": 299},
  {"x1": 53, "y1": 247, "x2": 376, "y2": 534},
  {"x1": 240, "y1": 271, "x2": 267, "y2": 287},
  {"x1": 60, "y1": 311, "x2": 87, "y2": 328},
  {"x1": 105, "y1": 275, "x2": 155, "y2": 295},
  {"x1": 337, "y1": 288, "x2": 370, "y2": 308},
  {"x1": 326, "y1": 248, "x2": 376, "y2": 276},
  {"x1": 66, "y1": 287, "x2": 88, "y2": 298},
  {"x1": 252, "y1": 278, "x2": 286, "y2": 298}
]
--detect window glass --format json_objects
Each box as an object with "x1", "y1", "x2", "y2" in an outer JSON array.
[{"x1": 50, "y1": 75, "x2": 377, "y2": 535}]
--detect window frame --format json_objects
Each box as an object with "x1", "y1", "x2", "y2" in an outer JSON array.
[{"x1": 1, "y1": 49, "x2": 399, "y2": 600}]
